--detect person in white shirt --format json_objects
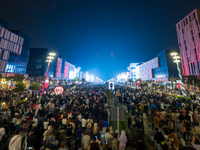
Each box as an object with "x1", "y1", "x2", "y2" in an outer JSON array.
[
  {"x1": 77, "y1": 113, "x2": 82, "y2": 122},
  {"x1": 82, "y1": 117, "x2": 87, "y2": 129},
  {"x1": 12, "y1": 117, "x2": 18, "y2": 126},
  {"x1": 0, "y1": 125, "x2": 5, "y2": 141},
  {"x1": 86, "y1": 99, "x2": 89, "y2": 105},
  {"x1": 81, "y1": 131, "x2": 91, "y2": 150},
  {"x1": 9, "y1": 128, "x2": 23, "y2": 150},
  {"x1": 43, "y1": 119, "x2": 49, "y2": 130},
  {"x1": 32, "y1": 116, "x2": 38, "y2": 127},
  {"x1": 104, "y1": 128, "x2": 113, "y2": 145},
  {"x1": 62, "y1": 116, "x2": 67, "y2": 125}
]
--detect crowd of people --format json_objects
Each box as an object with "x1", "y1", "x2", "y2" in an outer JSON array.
[{"x1": 0, "y1": 84, "x2": 200, "y2": 150}]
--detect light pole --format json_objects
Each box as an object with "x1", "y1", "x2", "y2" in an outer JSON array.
[
  {"x1": 43, "y1": 52, "x2": 56, "y2": 91},
  {"x1": 171, "y1": 52, "x2": 187, "y2": 96}
]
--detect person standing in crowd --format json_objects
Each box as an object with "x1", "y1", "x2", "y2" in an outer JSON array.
[
  {"x1": 154, "y1": 128, "x2": 164, "y2": 150},
  {"x1": 118, "y1": 130, "x2": 127, "y2": 150},
  {"x1": 9, "y1": 128, "x2": 23, "y2": 150},
  {"x1": 26, "y1": 129, "x2": 37, "y2": 149},
  {"x1": 82, "y1": 130, "x2": 91, "y2": 150},
  {"x1": 75, "y1": 124, "x2": 83, "y2": 150}
]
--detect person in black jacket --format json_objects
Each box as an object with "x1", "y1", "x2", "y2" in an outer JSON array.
[
  {"x1": 66, "y1": 123, "x2": 73, "y2": 149},
  {"x1": 75, "y1": 124, "x2": 83, "y2": 150},
  {"x1": 154, "y1": 128, "x2": 164, "y2": 150},
  {"x1": 27, "y1": 129, "x2": 37, "y2": 149}
]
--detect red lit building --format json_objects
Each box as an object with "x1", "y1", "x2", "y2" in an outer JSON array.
[{"x1": 176, "y1": 9, "x2": 200, "y2": 76}]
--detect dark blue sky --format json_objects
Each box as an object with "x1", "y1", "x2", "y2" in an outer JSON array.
[{"x1": 0, "y1": 0, "x2": 199, "y2": 80}]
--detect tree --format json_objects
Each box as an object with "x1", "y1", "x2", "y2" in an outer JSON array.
[
  {"x1": 13, "y1": 74, "x2": 25, "y2": 82},
  {"x1": 105, "y1": 89, "x2": 114, "y2": 102},
  {"x1": 152, "y1": 83, "x2": 158, "y2": 92},
  {"x1": 29, "y1": 82, "x2": 41, "y2": 91},
  {"x1": 186, "y1": 75, "x2": 200, "y2": 86},
  {"x1": 160, "y1": 85, "x2": 165, "y2": 93},
  {"x1": 72, "y1": 82, "x2": 76, "y2": 87},
  {"x1": 127, "y1": 79, "x2": 133, "y2": 85},
  {"x1": 75, "y1": 77, "x2": 81, "y2": 82},
  {"x1": 140, "y1": 82, "x2": 148, "y2": 89},
  {"x1": 81, "y1": 78, "x2": 86, "y2": 83},
  {"x1": 29, "y1": 82, "x2": 41, "y2": 98},
  {"x1": 13, "y1": 82, "x2": 26, "y2": 102}
]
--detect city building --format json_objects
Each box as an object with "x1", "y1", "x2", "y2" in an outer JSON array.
[
  {"x1": 127, "y1": 63, "x2": 141, "y2": 81},
  {"x1": 139, "y1": 50, "x2": 180, "y2": 81},
  {"x1": 0, "y1": 18, "x2": 9, "y2": 29},
  {"x1": 76, "y1": 67, "x2": 81, "y2": 78},
  {"x1": 26, "y1": 48, "x2": 57, "y2": 78},
  {"x1": 176, "y1": 9, "x2": 200, "y2": 76},
  {"x1": 80, "y1": 71, "x2": 85, "y2": 80},
  {"x1": 0, "y1": 21, "x2": 24, "y2": 75},
  {"x1": 117, "y1": 72, "x2": 129, "y2": 82},
  {"x1": 152, "y1": 50, "x2": 180, "y2": 81},
  {"x1": 139, "y1": 57, "x2": 159, "y2": 81},
  {"x1": 5, "y1": 30, "x2": 32, "y2": 75}
]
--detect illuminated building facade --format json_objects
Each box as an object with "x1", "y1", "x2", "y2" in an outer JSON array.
[
  {"x1": 138, "y1": 50, "x2": 180, "y2": 81},
  {"x1": 76, "y1": 67, "x2": 81, "y2": 78},
  {"x1": 6, "y1": 30, "x2": 31, "y2": 75},
  {"x1": 0, "y1": 21, "x2": 24, "y2": 74},
  {"x1": 127, "y1": 63, "x2": 141, "y2": 81},
  {"x1": 55, "y1": 57, "x2": 62, "y2": 78},
  {"x1": 176, "y1": 9, "x2": 200, "y2": 76},
  {"x1": 139, "y1": 57, "x2": 159, "y2": 81},
  {"x1": 117, "y1": 72, "x2": 129, "y2": 82},
  {"x1": 68, "y1": 63, "x2": 76, "y2": 80},
  {"x1": 80, "y1": 71, "x2": 85, "y2": 80},
  {"x1": 152, "y1": 50, "x2": 180, "y2": 81}
]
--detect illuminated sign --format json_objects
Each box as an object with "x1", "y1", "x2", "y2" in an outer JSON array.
[{"x1": 54, "y1": 86, "x2": 64, "y2": 95}]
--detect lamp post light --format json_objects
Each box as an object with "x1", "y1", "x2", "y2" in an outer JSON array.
[
  {"x1": 171, "y1": 52, "x2": 187, "y2": 96},
  {"x1": 43, "y1": 52, "x2": 56, "y2": 90}
]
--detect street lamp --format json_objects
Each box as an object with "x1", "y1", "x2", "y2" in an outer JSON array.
[
  {"x1": 171, "y1": 52, "x2": 187, "y2": 96},
  {"x1": 43, "y1": 52, "x2": 56, "y2": 90}
]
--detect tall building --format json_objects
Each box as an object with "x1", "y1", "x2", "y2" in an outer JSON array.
[
  {"x1": 0, "y1": 23, "x2": 24, "y2": 75},
  {"x1": 139, "y1": 50, "x2": 180, "y2": 81},
  {"x1": 127, "y1": 63, "x2": 142, "y2": 81},
  {"x1": 176, "y1": 9, "x2": 200, "y2": 76},
  {"x1": 5, "y1": 30, "x2": 31, "y2": 75},
  {"x1": 117, "y1": 72, "x2": 129, "y2": 82},
  {"x1": 139, "y1": 57, "x2": 159, "y2": 81},
  {"x1": 0, "y1": 18, "x2": 8, "y2": 29},
  {"x1": 26, "y1": 48, "x2": 57, "y2": 78}
]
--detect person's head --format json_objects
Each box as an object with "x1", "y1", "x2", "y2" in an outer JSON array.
[
  {"x1": 29, "y1": 129, "x2": 34, "y2": 135},
  {"x1": 168, "y1": 130, "x2": 172, "y2": 135},
  {"x1": 155, "y1": 128, "x2": 158, "y2": 132},
  {"x1": 106, "y1": 128, "x2": 109, "y2": 133},
  {"x1": 92, "y1": 136, "x2": 96, "y2": 142},
  {"x1": 114, "y1": 133, "x2": 118, "y2": 139}
]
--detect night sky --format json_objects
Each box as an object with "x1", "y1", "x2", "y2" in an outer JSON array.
[{"x1": 0, "y1": 0, "x2": 199, "y2": 80}]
